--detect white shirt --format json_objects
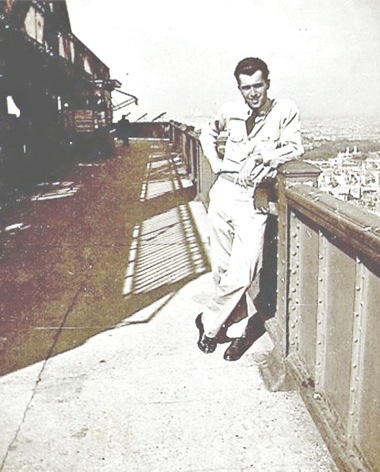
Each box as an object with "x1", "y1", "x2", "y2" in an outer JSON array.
[{"x1": 200, "y1": 98, "x2": 304, "y2": 182}]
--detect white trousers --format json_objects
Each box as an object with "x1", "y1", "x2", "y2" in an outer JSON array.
[{"x1": 203, "y1": 177, "x2": 268, "y2": 338}]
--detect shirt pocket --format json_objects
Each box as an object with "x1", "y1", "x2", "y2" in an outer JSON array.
[
  {"x1": 255, "y1": 137, "x2": 280, "y2": 153},
  {"x1": 227, "y1": 119, "x2": 246, "y2": 143}
]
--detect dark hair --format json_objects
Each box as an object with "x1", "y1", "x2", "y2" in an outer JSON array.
[{"x1": 234, "y1": 57, "x2": 270, "y2": 82}]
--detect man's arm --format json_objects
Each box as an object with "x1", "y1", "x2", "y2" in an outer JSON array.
[
  {"x1": 199, "y1": 112, "x2": 226, "y2": 174},
  {"x1": 238, "y1": 101, "x2": 303, "y2": 186}
]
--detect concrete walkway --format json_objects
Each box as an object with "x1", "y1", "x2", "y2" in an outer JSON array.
[{"x1": 0, "y1": 140, "x2": 338, "y2": 471}]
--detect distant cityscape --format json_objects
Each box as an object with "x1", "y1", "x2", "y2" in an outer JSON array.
[{"x1": 302, "y1": 118, "x2": 380, "y2": 216}]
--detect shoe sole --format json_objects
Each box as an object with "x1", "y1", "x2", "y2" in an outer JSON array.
[{"x1": 195, "y1": 315, "x2": 216, "y2": 354}]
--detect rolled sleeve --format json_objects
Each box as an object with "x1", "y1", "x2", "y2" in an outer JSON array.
[{"x1": 199, "y1": 112, "x2": 226, "y2": 174}]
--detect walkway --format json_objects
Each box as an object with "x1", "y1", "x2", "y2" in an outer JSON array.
[{"x1": 0, "y1": 140, "x2": 338, "y2": 471}]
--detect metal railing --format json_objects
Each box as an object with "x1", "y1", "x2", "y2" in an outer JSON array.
[
  {"x1": 169, "y1": 121, "x2": 214, "y2": 205},
  {"x1": 272, "y1": 163, "x2": 380, "y2": 472},
  {"x1": 168, "y1": 121, "x2": 380, "y2": 472},
  {"x1": 124, "y1": 121, "x2": 171, "y2": 140}
]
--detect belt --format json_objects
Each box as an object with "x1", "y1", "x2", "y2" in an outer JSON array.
[{"x1": 218, "y1": 172, "x2": 255, "y2": 188}]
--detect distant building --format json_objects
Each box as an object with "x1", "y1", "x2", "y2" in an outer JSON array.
[{"x1": 305, "y1": 146, "x2": 380, "y2": 216}]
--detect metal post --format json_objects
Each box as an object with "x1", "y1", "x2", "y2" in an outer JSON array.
[{"x1": 268, "y1": 161, "x2": 321, "y2": 361}]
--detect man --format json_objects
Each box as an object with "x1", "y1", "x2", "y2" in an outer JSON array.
[
  {"x1": 197, "y1": 57, "x2": 303, "y2": 361},
  {"x1": 117, "y1": 115, "x2": 130, "y2": 145}
]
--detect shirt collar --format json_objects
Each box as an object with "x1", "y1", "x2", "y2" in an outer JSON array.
[{"x1": 259, "y1": 98, "x2": 274, "y2": 116}]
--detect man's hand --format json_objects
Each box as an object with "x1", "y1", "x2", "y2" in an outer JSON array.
[{"x1": 238, "y1": 154, "x2": 263, "y2": 186}]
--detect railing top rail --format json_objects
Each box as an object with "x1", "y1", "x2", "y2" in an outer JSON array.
[{"x1": 286, "y1": 184, "x2": 380, "y2": 265}]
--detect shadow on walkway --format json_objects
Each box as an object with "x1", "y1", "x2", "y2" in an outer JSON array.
[{"x1": 0, "y1": 140, "x2": 210, "y2": 376}]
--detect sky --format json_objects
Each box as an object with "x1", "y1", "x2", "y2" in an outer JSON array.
[{"x1": 65, "y1": 0, "x2": 380, "y2": 123}]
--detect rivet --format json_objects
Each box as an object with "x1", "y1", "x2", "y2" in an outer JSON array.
[
  {"x1": 352, "y1": 364, "x2": 357, "y2": 368},
  {"x1": 319, "y1": 255, "x2": 323, "y2": 260},
  {"x1": 292, "y1": 251, "x2": 297, "y2": 256},
  {"x1": 354, "y1": 338, "x2": 358, "y2": 343},
  {"x1": 356, "y1": 286, "x2": 361, "y2": 291}
]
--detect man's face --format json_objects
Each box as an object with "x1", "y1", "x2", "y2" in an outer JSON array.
[{"x1": 238, "y1": 70, "x2": 270, "y2": 112}]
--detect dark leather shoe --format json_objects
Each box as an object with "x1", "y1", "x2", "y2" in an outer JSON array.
[
  {"x1": 223, "y1": 337, "x2": 251, "y2": 361},
  {"x1": 223, "y1": 314, "x2": 267, "y2": 361},
  {"x1": 195, "y1": 314, "x2": 217, "y2": 354}
]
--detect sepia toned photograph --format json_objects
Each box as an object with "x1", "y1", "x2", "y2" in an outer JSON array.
[{"x1": 0, "y1": 1, "x2": 379, "y2": 470}]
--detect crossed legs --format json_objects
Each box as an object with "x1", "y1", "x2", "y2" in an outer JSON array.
[{"x1": 201, "y1": 179, "x2": 268, "y2": 340}]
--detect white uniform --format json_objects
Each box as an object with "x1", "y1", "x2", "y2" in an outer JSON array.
[{"x1": 200, "y1": 97, "x2": 303, "y2": 338}]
